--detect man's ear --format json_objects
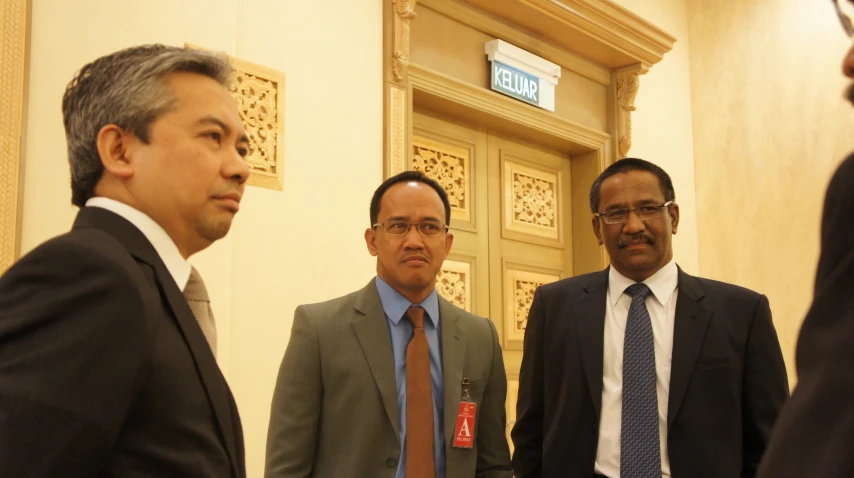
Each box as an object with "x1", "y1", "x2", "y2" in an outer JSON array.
[
  {"x1": 669, "y1": 203, "x2": 680, "y2": 234},
  {"x1": 592, "y1": 217, "x2": 604, "y2": 245},
  {"x1": 365, "y1": 227, "x2": 379, "y2": 256},
  {"x1": 443, "y1": 231, "x2": 454, "y2": 255},
  {"x1": 96, "y1": 124, "x2": 135, "y2": 179}
]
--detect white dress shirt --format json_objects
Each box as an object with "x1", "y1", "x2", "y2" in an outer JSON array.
[
  {"x1": 86, "y1": 197, "x2": 191, "y2": 290},
  {"x1": 594, "y1": 259, "x2": 679, "y2": 478}
]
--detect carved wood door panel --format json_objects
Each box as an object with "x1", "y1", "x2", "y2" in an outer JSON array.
[
  {"x1": 486, "y1": 133, "x2": 571, "y2": 450},
  {"x1": 412, "y1": 112, "x2": 490, "y2": 318},
  {"x1": 412, "y1": 110, "x2": 572, "y2": 450}
]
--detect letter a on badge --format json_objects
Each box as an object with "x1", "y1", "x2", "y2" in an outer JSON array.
[{"x1": 459, "y1": 418, "x2": 471, "y2": 437}]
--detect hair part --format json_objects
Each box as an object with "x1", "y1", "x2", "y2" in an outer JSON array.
[
  {"x1": 369, "y1": 170, "x2": 452, "y2": 225},
  {"x1": 62, "y1": 44, "x2": 232, "y2": 207},
  {"x1": 588, "y1": 157, "x2": 676, "y2": 212}
]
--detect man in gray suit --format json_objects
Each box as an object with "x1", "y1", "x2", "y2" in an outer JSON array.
[{"x1": 265, "y1": 171, "x2": 513, "y2": 478}]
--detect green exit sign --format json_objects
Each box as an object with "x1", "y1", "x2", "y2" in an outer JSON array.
[{"x1": 491, "y1": 60, "x2": 540, "y2": 107}]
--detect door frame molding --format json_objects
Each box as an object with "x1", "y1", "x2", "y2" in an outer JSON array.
[
  {"x1": 408, "y1": 64, "x2": 611, "y2": 156},
  {"x1": 381, "y1": 0, "x2": 675, "y2": 178},
  {"x1": 0, "y1": 0, "x2": 30, "y2": 272}
]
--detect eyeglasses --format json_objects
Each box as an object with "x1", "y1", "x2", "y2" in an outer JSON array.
[
  {"x1": 834, "y1": 0, "x2": 854, "y2": 37},
  {"x1": 372, "y1": 220, "x2": 449, "y2": 236},
  {"x1": 594, "y1": 201, "x2": 674, "y2": 225}
]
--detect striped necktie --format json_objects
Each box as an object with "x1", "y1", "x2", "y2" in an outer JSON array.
[
  {"x1": 183, "y1": 266, "x2": 217, "y2": 356},
  {"x1": 620, "y1": 282, "x2": 660, "y2": 478}
]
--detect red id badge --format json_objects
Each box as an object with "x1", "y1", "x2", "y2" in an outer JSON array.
[{"x1": 452, "y1": 401, "x2": 477, "y2": 448}]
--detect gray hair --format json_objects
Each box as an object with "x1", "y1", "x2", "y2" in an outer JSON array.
[{"x1": 62, "y1": 44, "x2": 232, "y2": 207}]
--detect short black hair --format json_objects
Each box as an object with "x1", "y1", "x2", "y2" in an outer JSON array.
[
  {"x1": 370, "y1": 170, "x2": 452, "y2": 225},
  {"x1": 589, "y1": 157, "x2": 675, "y2": 212}
]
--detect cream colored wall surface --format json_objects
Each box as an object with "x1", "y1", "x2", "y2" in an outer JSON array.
[
  {"x1": 687, "y1": 0, "x2": 854, "y2": 384},
  {"x1": 231, "y1": 1, "x2": 382, "y2": 476},
  {"x1": 611, "y1": 0, "x2": 700, "y2": 275},
  {"x1": 22, "y1": 1, "x2": 382, "y2": 477}
]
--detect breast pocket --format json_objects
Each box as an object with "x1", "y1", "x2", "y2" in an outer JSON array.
[{"x1": 695, "y1": 355, "x2": 739, "y2": 372}]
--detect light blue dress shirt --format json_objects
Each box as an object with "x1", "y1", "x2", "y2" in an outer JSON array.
[{"x1": 375, "y1": 276, "x2": 445, "y2": 478}]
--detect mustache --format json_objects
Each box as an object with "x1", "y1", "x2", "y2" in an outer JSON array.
[
  {"x1": 402, "y1": 254, "x2": 429, "y2": 262},
  {"x1": 212, "y1": 185, "x2": 243, "y2": 198},
  {"x1": 846, "y1": 83, "x2": 854, "y2": 106},
  {"x1": 618, "y1": 233, "x2": 654, "y2": 248}
]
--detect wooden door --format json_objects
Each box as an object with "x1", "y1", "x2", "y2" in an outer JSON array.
[{"x1": 412, "y1": 111, "x2": 573, "y2": 449}]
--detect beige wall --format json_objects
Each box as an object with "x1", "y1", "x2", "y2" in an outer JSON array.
[
  {"x1": 612, "y1": 0, "x2": 700, "y2": 275},
  {"x1": 687, "y1": 0, "x2": 854, "y2": 384},
  {"x1": 229, "y1": 2, "x2": 382, "y2": 474},
  {"x1": 22, "y1": 1, "x2": 382, "y2": 476}
]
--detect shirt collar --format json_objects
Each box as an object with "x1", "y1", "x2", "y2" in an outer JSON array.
[
  {"x1": 86, "y1": 197, "x2": 192, "y2": 290},
  {"x1": 608, "y1": 259, "x2": 679, "y2": 307},
  {"x1": 375, "y1": 276, "x2": 440, "y2": 327}
]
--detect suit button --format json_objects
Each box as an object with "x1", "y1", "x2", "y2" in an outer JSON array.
[{"x1": 385, "y1": 458, "x2": 397, "y2": 468}]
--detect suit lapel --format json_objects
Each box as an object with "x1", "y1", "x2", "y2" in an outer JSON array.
[
  {"x1": 156, "y1": 270, "x2": 241, "y2": 477},
  {"x1": 667, "y1": 268, "x2": 712, "y2": 426},
  {"x1": 575, "y1": 270, "x2": 609, "y2": 420},
  {"x1": 439, "y1": 297, "x2": 466, "y2": 445},
  {"x1": 74, "y1": 207, "x2": 241, "y2": 477},
  {"x1": 352, "y1": 280, "x2": 401, "y2": 438},
  {"x1": 229, "y1": 393, "x2": 246, "y2": 477}
]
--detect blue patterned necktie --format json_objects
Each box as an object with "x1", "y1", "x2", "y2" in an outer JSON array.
[{"x1": 621, "y1": 283, "x2": 660, "y2": 478}]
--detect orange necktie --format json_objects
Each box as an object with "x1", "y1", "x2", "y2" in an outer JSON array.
[{"x1": 405, "y1": 306, "x2": 436, "y2": 478}]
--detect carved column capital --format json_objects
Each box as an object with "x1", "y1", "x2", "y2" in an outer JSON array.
[
  {"x1": 392, "y1": 0, "x2": 418, "y2": 82},
  {"x1": 615, "y1": 63, "x2": 649, "y2": 158}
]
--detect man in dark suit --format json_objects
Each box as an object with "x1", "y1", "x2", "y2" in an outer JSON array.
[
  {"x1": 511, "y1": 158, "x2": 789, "y2": 478},
  {"x1": 757, "y1": 2, "x2": 854, "y2": 476},
  {"x1": 265, "y1": 171, "x2": 512, "y2": 478},
  {"x1": 0, "y1": 44, "x2": 250, "y2": 477}
]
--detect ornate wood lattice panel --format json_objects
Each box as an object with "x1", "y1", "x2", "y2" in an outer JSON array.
[
  {"x1": 412, "y1": 135, "x2": 471, "y2": 222},
  {"x1": 503, "y1": 266, "x2": 559, "y2": 350},
  {"x1": 186, "y1": 44, "x2": 285, "y2": 191},
  {"x1": 502, "y1": 157, "x2": 563, "y2": 247},
  {"x1": 229, "y1": 57, "x2": 285, "y2": 191},
  {"x1": 436, "y1": 258, "x2": 471, "y2": 312}
]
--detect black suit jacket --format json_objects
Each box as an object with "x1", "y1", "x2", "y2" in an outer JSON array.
[
  {"x1": 511, "y1": 266, "x2": 788, "y2": 478},
  {"x1": 758, "y1": 154, "x2": 854, "y2": 477},
  {"x1": 0, "y1": 207, "x2": 245, "y2": 477}
]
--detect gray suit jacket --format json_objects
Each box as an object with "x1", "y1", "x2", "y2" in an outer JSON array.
[{"x1": 265, "y1": 279, "x2": 513, "y2": 478}]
